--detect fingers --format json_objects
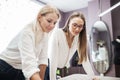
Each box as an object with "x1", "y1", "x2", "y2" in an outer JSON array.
[{"x1": 92, "y1": 77, "x2": 100, "y2": 80}]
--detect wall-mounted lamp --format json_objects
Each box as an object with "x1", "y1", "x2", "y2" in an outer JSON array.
[{"x1": 99, "y1": 1, "x2": 120, "y2": 17}]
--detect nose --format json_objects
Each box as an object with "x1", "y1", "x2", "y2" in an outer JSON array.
[{"x1": 75, "y1": 27, "x2": 80, "y2": 31}]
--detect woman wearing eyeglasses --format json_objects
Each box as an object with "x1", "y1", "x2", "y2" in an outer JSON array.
[
  {"x1": 0, "y1": 5, "x2": 61, "y2": 80},
  {"x1": 48, "y1": 12, "x2": 98, "y2": 80}
]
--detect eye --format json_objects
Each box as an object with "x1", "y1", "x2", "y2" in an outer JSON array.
[
  {"x1": 72, "y1": 23, "x2": 77, "y2": 27},
  {"x1": 78, "y1": 25, "x2": 83, "y2": 28},
  {"x1": 47, "y1": 20, "x2": 52, "y2": 23}
]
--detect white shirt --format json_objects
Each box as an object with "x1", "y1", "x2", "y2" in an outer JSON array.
[
  {"x1": 98, "y1": 46, "x2": 108, "y2": 61},
  {"x1": 0, "y1": 20, "x2": 48, "y2": 79},
  {"x1": 48, "y1": 28, "x2": 95, "y2": 80}
]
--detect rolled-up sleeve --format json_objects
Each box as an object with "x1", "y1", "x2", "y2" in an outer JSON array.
[
  {"x1": 82, "y1": 56, "x2": 95, "y2": 76},
  {"x1": 18, "y1": 31, "x2": 40, "y2": 79},
  {"x1": 38, "y1": 38, "x2": 48, "y2": 65}
]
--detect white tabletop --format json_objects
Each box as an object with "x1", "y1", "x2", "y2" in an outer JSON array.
[{"x1": 58, "y1": 74, "x2": 120, "y2": 80}]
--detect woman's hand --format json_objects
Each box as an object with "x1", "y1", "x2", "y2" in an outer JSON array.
[
  {"x1": 30, "y1": 72, "x2": 42, "y2": 80},
  {"x1": 92, "y1": 77, "x2": 100, "y2": 80}
]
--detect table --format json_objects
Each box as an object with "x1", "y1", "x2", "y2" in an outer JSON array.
[{"x1": 58, "y1": 74, "x2": 120, "y2": 80}]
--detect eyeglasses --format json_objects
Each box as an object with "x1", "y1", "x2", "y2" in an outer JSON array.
[{"x1": 72, "y1": 23, "x2": 83, "y2": 29}]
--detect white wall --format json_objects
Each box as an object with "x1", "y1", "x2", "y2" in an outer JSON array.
[{"x1": 0, "y1": 0, "x2": 43, "y2": 52}]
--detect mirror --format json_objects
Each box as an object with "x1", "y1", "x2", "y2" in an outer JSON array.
[{"x1": 90, "y1": 21, "x2": 112, "y2": 76}]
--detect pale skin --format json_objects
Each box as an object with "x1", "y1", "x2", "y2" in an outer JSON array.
[
  {"x1": 30, "y1": 64, "x2": 47, "y2": 80},
  {"x1": 65, "y1": 17, "x2": 84, "y2": 48},
  {"x1": 38, "y1": 13, "x2": 59, "y2": 33},
  {"x1": 30, "y1": 12, "x2": 59, "y2": 80}
]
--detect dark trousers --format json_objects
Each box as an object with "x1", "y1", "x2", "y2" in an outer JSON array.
[
  {"x1": 44, "y1": 59, "x2": 49, "y2": 80},
  {"x1": 44, "y1": 66, "x2": 49, "y2": 80},
  {"x1": 0, "y1": 59, "x2": 25, "y2": 80}
]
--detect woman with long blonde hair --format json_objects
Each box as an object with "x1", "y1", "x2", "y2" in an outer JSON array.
[{"x1": 0, "y1": 5, "x2": 61, "y2": 80}]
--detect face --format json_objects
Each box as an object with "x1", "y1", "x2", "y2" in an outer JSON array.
[
  {"x1": 69, "y1": 17, "x2": 84, "y2": 36},
  {"x1": 38, "y1": 13, "x2": 59, "y2": 33}
]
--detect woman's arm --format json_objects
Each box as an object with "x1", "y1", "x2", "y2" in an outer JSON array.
[
  {"x1": 39, "y1": 64, "x2": 47, "y2": 80},
  {"x1": 48, "y1": 29, "x2": 59, "y2": 80},
  {"x1": 82, "y1": 56, "x2": 95, "y2": 76},
  {"x1": 81, "y1": 42, "x2": 100, "y2": 80},
  {"x1": 38, "y1": 34, "x2": 48, "y2": 80},
  {"x1": 18, "y1": 31, "x2": 40, "y2": 79}
]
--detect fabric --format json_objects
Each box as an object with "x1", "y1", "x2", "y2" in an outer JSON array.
[
  {"x1": 70, "y1": 51, "x2": 80, "y2": 67},
  {"x1": 0, "y1": 20, "x2": 48, "y2": 79},
  {"x1": 48, "y1": 28, "x2": 94, "y2": 80},
  {"x1": 0, "y1": 59, "x2": 25, "y2": 80},
  {"x1": 44, "y1": 59, "x2": 50, "y2": 80},
  {"x1": 112, "y1": 36, "x2": 120, "y2": 47},
  {"x1": 112, "y1": 36, "x2": 120, "y2": 65},
  {"x1": 56, "y1": 66, "x2": 86, "y2": 78},
  {"x1": 113, "y1": 47, "x2": 120, "y2": 65},
  {"x1": 44, "y1": 66, "x2": 50, "y2": 80}
]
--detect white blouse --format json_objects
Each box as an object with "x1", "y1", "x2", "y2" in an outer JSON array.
[
  {"x1": 48, "y1": 28, "x2": 94, "y2": 80},
  {"x1": 0, "y1": 20, "x2": 48, "y2": 79}
]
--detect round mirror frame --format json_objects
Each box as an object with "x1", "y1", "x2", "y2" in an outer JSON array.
[{"x1": 89, "y1": 20, "x2": 112, "y2": 75}]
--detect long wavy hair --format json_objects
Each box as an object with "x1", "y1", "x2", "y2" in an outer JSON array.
[{"x1": 63, "y1": 12, "x2": 87, "y2": 63}]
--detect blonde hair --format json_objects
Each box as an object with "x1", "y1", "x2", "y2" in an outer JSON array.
[
  {"x1": 63, "y1": 12, "x2": 87, "y2": 63},
  {"x1": 37, "y1": 5, "x2": 61, "y2": 20}
]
